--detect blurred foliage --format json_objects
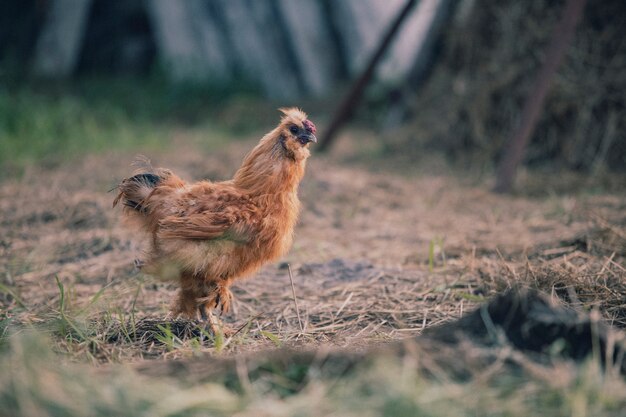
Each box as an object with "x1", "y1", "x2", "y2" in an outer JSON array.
[
  {"x1": 392, "y1": 0, "x2": 626, "y2": 173},
  {"x1": 0, "y1": 333, "x2": 240, "y2": 417},
  {"x1": 1, "y1": 330, "x2": 626, "y2": 417},
  {"x1": 0, "y1": 73, "x2": 264, "y2": 178}
]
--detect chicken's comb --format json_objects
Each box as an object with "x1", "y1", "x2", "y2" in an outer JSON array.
[{"x1": 303, "y1": 119, "x2": 317, "y2": 135}]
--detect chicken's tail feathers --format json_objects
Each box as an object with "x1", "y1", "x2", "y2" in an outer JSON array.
[{"x1": 112, "y1": 172, "x2": 163, "y2": 212}]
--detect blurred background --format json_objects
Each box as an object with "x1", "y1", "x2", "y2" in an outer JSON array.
[
  {"x1": 1, "y1": 0, "x2": 624, "y2": 187},
  {"x1": 3, "y1": 3, "x2": 626, "y2": 414}
]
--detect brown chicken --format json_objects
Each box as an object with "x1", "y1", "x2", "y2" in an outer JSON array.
[{"x1": 113, "y1": 108, "x2": 316, "y2": 329}]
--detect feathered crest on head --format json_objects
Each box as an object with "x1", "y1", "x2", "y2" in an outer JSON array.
[
  {"x1": 278, "y1": 107, "x2": 316, "y2": 134},
  {"x1": 278, "y1": 107, "x2": 307, "y2": 121},
  {"x1": 131, "y1": 154, "x2": 154, "y2": 175}
]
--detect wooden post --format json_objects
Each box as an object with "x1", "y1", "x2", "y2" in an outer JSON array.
[
  {"x1": 494, "y1": 0, "x2": 587, "y2": 193},
  {"x1": 318, "y1": 0, "x2": 419, "y2": 152}
]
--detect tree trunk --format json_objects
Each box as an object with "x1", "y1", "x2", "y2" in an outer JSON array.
[
  {"x1": 147, "y1": 0, "x2": 234, "y2": 82},
  {"x1": 32, "y1": 0, "x2": 92, "y2": 78},
  {"x1": 494, "y1": 0, "x2": 588, "y2": 193},
  {"x1": 277, "y1": 0, "x2": 340, "y2": 96},
  {"x1": 217, "y1": 0, "x2": 303, "y2": 100}
]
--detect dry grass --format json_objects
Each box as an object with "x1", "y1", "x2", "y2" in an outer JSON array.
[
  {"x1": 3, "y1": 292, "x2": 626, "y2": 417},
  {"x1": 474, "y1": 214, "x2": 626, "y2": 327},
  {"x1": 1, "y1": 134, "x2": 625, "y2": 358},
  {"x1": 1, "y1": 130, "x2": 625, "y2": 415}
]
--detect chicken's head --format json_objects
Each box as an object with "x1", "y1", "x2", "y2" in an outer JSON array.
[{"x1": 277, "y1": 107, "x2": 317, "y2": 160}]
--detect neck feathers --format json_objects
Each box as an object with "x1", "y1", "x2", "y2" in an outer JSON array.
[{"x1": 234, "y1": 129, "x2": 307, "y2": 195}]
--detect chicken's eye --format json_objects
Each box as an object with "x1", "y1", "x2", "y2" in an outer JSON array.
[{"x1": 289, "y1": 126, "x2": 298, "y2": 135}]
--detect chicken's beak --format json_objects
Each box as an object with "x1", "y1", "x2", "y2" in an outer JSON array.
[{"x1": 299, "y1": 133, "x2": 317, "y2": 144}]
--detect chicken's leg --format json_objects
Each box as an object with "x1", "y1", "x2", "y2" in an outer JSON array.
[
  {"x1": 198, "y1": 282, "x2": 234, "y2": 338},
  {"x1": 214, "y1": 285, "x2": 234, "y2": 314},
  {"x1": 198, "y1": 304, "x2": 218, "y2": 336}
]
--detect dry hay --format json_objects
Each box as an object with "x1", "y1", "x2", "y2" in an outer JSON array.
[
  {"x1": 132, "y1": 289, "x2": 626, "y2": 387},
  {"x1": 0, "y1": 142, "x2": 624, "y2": 362},
  {"x1": 82, "y1": 259, "x2": 471, "y2": 360},
  {"x1": 93, "y1": 212, "x2": 626, "y2": 361},
  {"x1": 3, "y1": 288, "x2": 625, "y2": 417},
  {"x1": 476, "y1": 213, "x2": 626, "y2": 327}
]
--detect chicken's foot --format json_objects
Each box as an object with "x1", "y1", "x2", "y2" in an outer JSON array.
[
  {"x1": 198, "y1": 306, "x2": 234, "y2": 342},
  {"x1": 133, "y1": 258, "x2": 145, "y2": 271},
  {"x1": 214, "y1": 286, "x2": 233, "y2": 314}
]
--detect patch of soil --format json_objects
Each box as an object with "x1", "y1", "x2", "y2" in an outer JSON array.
[{"x1": 425, "y1": 289, "x2": 626, "y2": 371}]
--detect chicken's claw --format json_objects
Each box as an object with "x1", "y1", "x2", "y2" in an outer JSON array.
[
  {"x1": 198, "y1": 285, "x2": 233, "y2": 315},
  {"x1": 134, "y1": 258, "x2": 145, "y2": 270},
  {"x1": 198, "y1": 307, "x2": 234, "y2": 338},
  {"x1": 215, "y1": 286, "x2": 233, "y2": 314}
]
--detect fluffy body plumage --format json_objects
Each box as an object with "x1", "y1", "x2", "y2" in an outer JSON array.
[{"x1": 113, "y1": 108, "x2": 315, "y2": 320}]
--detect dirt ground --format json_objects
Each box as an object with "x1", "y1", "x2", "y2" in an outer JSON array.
[{"x1": 1, "y1": 133, "x2": 625, "y2": 362}]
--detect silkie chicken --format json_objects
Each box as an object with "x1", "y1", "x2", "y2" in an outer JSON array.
[{"x1": 113, "y1": 108, "x2": 316, "y2": 331}]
